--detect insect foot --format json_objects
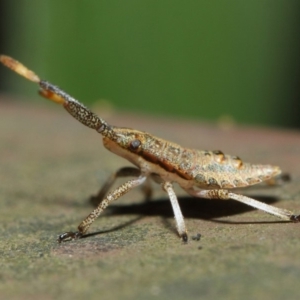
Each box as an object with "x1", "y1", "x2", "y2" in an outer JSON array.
[
  {"x1": 290, "y1": 215, "x2": 300, "y2": 222},
  {"x1": 57, "y1": 231, "x2": 83, "y2": 243},
  {"x1": 181, "y1": 233, "x2": 188, "y2": 243}
]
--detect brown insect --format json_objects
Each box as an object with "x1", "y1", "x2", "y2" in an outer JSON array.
[{"x1": 1, "y1": 55, "x2": 299, "y2": 243}]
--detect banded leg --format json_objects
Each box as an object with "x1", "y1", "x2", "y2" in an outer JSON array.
[
  {"x1": 163, "y1": 182, "x2": 188, "y2": 242},
  {"x1": 0, "y1": 56, "x2": 111, "y2": 134},
  {"x1": 58, "y1": 176, "x2": 147, "y2": 242},
  {"x1": 90, "y1": 167, "x2": 142, "y2": 206},
  {"x1": 185, "y1": 188, "x2": 300, "y2": 222}
]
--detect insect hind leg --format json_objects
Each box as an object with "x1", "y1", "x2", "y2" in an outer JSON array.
[{"x1": 185, "y1": 188, "x2": 300, "y2": 222}]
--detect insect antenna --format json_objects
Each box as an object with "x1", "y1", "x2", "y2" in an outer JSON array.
[{"x1": 0, "y1": 55, "x2": 113, "y2": 137}]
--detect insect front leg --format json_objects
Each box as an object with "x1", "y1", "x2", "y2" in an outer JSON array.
[
  {"x1": 185, "y1": 188, "x2": 300, "y2": 222},
  {"x1": 58, "y1": 176, "x2": 147, "y2": 242},
  {"x1": 162, "y1": 182, "x2": 188, "y2": 242}
]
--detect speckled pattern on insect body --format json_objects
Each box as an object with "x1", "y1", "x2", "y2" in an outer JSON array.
[{"x1": 1, "y1": 54, "x2": 299, "y2": 244}]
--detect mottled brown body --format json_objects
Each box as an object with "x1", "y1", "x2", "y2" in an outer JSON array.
[
  {"x1": 62, "y1": 99, "x2": 280, "y2": 190},
  {"x1": 1, "y1": 55, "x2": 298, "y2": 244},
  {"x1": 102, "y1": 128, "x2": 280, "y2": 190}
]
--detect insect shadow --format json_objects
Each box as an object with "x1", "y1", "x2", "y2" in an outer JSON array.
[{"x1": 82, "y1": 194, "x2": 287, "y2": 239}]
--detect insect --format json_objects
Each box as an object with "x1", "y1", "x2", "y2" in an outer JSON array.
[{"x1": 1, "y1": 55, "x2": 299, "y2": 243}]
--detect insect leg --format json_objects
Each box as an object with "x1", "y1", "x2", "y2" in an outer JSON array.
[
  {"x1": 185, "y1": 188, "x2": 300, "y2": 222},
  {"x1": 90, "y1": 167, "x2": 148, "y2": 207},
  {"x1": 227, "y1": 192, "x2": 299, "y2": 222},
  {"x1": 58, "y1": 176, "x2": 147, "y2": 242},
  {"x1": 162, "y1": 182, "x2": 188, "y2": 242}
]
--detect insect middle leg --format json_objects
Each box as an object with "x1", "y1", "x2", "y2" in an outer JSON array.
[
  {"x1": 163, "y1": 182, "x2": 188, "y2": 242},
  {"x1": 185, "y1": 188, "x2": 300, "y2": 222},
  {"x1": 58, "y1": 176, "x2": 147, "y2": 242}
]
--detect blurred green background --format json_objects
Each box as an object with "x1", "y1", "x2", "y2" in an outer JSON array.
[{"x1": 0, "y1": 0, "x2": 299, "y2": 128}]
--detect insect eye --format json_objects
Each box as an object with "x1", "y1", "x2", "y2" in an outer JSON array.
[{"x1": 129, "y1": 139, "x2": 141, "y2": 151}]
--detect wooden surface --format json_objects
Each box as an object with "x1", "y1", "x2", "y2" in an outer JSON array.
[{"x1": 0, "y1": 97, "x2": 299, "y2": 300}]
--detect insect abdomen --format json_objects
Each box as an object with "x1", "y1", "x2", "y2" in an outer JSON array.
[{"x1": 190, "y1": 150, "x2": 281, "y2": 189}]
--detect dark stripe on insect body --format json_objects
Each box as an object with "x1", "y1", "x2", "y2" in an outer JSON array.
[
  {"x1": 139, "y1": 149, "x2": 192, "y2": 180},
  {"x1": 126, "y1": 138, "x2": 193, "y2": 180}
]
